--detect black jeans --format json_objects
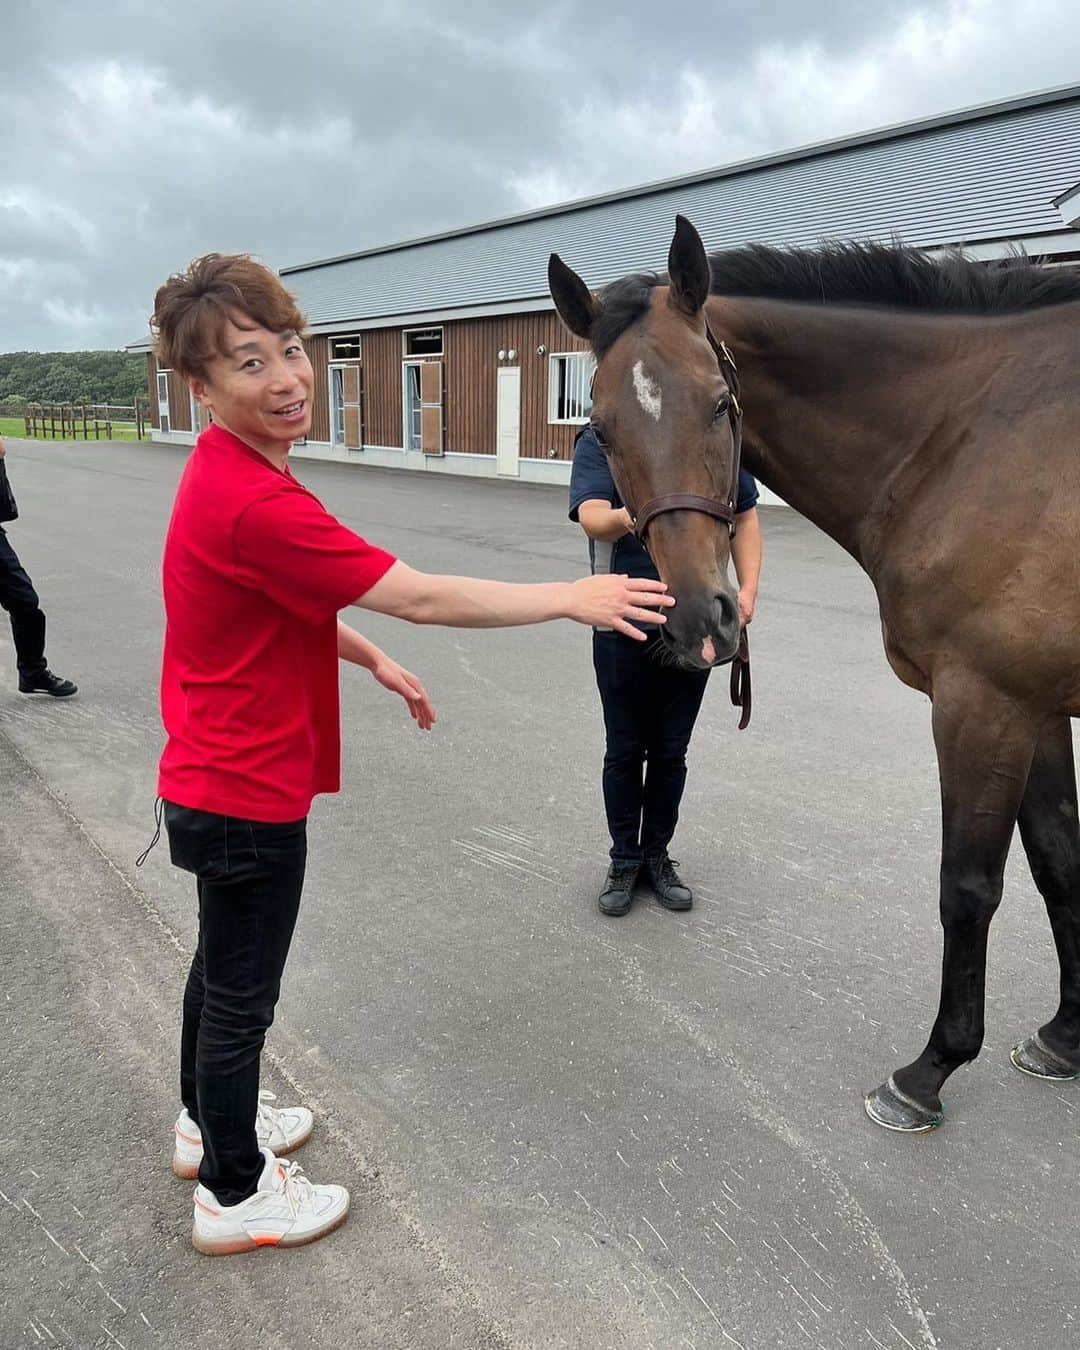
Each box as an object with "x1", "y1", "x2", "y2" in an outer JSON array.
[
  {"x1": 0, "y1": 525, "x2": 46, "y2": 679},
  {"x1": 592, "y1": 631, "x2": 710, "y2": 866},
  {"x1": 165, "y1": 802, "x2": 307, "y2": 1206}
]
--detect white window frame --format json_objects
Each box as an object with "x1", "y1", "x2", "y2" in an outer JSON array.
[
  {"x1": 328, "y1": 365, "x2": 346, "y2": 447},
  {"x1": 402, "y1": 326, "x2": 443, "y2": 357},
  {"x1": 401, "y1": 358, "x2": 426, "y2": 452},
  {"x1": 547, "y1": 351, "x2": 595, "y2": 425},
  {"x1": 156, "y1": 369, "x2": 171, "y2": 433}
]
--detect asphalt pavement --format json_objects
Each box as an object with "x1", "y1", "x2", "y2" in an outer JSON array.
[{"x1": 0, "y1": 435, "x2": 1077, "y2": 1350}]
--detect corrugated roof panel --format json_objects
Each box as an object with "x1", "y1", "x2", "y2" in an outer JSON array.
[{"x1": 286, "y1": 94, "x2": 1080, "y2": 326}]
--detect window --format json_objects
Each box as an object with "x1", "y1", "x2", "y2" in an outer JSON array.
[
  {"x1": 156, "y1": 369, "x2": 171, "y2": 434},
  {"x1": 329, "y1": 334, "x2": 361, "y2": 360},
  {"x1": 403, "y1": 364, "x2": 423, "y2": 451},
  {"x1": 403, "y1": 327, "x2": 443, "y2": 357},
  {"x1": 548, "y1": 352, "x2": 595, "y2": 424},
  {"x1": 331, "y1": 367, "x2": 346, "y2": 444},
  {"x1": 402, "y1": 360, "x2": 443, "y2": 454}
]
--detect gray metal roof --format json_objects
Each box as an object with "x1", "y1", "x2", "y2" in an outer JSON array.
[{"x1": 282, "y1": 84, "x2": 1080, "y2": 329}]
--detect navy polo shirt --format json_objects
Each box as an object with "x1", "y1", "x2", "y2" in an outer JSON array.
[{"x1": 568, "y1": 426, "x2": 759, "y2": 588}]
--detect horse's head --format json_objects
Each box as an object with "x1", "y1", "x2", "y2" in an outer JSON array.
[{"x1": 550, "y1": 216, "x2": 742, "y2": 670}]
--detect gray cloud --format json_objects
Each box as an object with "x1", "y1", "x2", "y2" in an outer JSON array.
[{"x1": 4, "y1": 0, "x2": 1079, "y2": 350}]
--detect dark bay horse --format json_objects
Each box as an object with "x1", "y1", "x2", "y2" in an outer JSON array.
[{"x1": 549, "y1": 215, "x2": 1080, "y2": 1132}]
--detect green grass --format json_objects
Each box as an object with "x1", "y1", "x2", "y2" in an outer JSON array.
[{"x1": 0, "y1": 416, "x2": 145, "y2": 443}]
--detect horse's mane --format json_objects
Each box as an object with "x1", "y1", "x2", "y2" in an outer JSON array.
[
  {"x1": 591, "y1": 243, "x2": 1080, "y2": 356},
  {"x1": 710, "y1": 241, "x2": 1080, "y2": 313}
]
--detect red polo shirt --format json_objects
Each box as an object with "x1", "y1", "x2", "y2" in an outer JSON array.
[{"x1": 158, "y1": 424, "x2": 396, "y2": 821}]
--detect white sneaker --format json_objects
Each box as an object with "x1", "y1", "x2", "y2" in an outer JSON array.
[
  {"x1": 172, "y1": 1090, "x2": 314, "y2": 1179},
  {"x1": 192, "y1": 1147, "x2": 349, "y2": 1255}
]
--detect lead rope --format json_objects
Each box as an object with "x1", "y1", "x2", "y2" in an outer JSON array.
[{"x1": 729, "y1": 630, "x2": 752, "y2": 731}]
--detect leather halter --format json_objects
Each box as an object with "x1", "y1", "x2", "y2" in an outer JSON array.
[
  {"x1": 618, "y1": 331, "x2": 752, "y2": 729},
  {"x1": 631, "y1": 332, "x2": 744, "y2": 543}
]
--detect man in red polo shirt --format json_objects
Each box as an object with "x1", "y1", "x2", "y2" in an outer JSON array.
[{"x1": 150, "y1": 253, "x2": 673, "y2": 1256}]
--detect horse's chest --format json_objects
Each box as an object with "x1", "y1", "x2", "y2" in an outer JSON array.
[{"x1": 879, "y1": 618, "x2": 931, "y2": 695}]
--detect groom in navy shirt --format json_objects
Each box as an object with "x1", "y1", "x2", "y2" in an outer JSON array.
[{"x1": 569, "y1": 425, "x2": 761, "y2": 915}]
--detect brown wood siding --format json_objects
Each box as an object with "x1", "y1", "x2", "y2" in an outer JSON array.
[
  {"x1": 303, "y1": 335, "x2": 330, "y2": 443},
  {"x1": 148, "y1": 354, "x2": 159, "y2": 428},
  {"x1": 292, "y1": 314, "x2": 587, "y2": 458},
  {"x1": 444, "y1": 319, "x2": 495, "y2": 455},
  {"x1": 168, "y1": 370, "x2": 191, "y2": 431},
  {"x1": 444, "y1": 313, "x2": 589, "y2": 459},
  {"x1": 362, "y1": 328, "x2": 403, "y2": 447}
]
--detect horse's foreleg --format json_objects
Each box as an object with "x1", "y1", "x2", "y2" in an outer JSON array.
[
  {"x1": 1011, "y1": 715, "x2": 1080, "y2": 1080},
  {"x1": 865, "y1": 677, "x2": 1039, "y2": 1132}
]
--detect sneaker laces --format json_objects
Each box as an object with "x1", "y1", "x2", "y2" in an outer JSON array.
[
  {"x1": 654, "y1": 856, "x2": 682, "y2": 887},
  {"x1": 274, "y1": 1158, "x2": 316, "y2": 1218},
  {"x1": 256, "y1": 1089, "x2": 289, "y2": 1136},
  {"x1": 609, "y1": 865, "x2": 638, "y2": 893}
]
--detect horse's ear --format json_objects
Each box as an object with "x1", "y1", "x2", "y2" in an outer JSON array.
[
  {"x1": 667, "y1": 215, "x2": 711, "y2": 315},
  {"x1": 549, "y1": 254, "x2": 598, "y2": 340}
]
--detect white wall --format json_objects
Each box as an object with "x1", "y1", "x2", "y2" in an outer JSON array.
[
  {"x1": 152, "y1": 434, "x2": 786, "y2": 504},
  {"x1": 288, "y1": 439, "x2": 787, "y2": 503}
]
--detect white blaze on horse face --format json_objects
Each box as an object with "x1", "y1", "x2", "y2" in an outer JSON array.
[{"x1": 632, "y1": 360, "x2": 662, "y2": 422}]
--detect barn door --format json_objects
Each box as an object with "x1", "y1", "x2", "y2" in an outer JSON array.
[
  {"x1": 420, "y1": 360, "x2": 443, "y2": 455},
  {"x1": 496, "y1": 366, "x2": 520, "y2": 475},
  {"x1": 331, "y1": 362, "x2": 363, "y2": 449},
  {"x1": 342, "y1": 363, "x2": 363, "y2": 449}
]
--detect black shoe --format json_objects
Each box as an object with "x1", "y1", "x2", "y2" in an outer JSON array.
[
  {"x1": 18, "y1": 668, "x2": 78, "y2": 697},
  {"x1": 598, "y1": 862, "x2": 640, "y2": 917},
  {"x1": 646, "y1": 854, "x2": 693, "y2": 910}
]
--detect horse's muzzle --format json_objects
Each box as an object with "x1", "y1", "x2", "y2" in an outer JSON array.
[{"x1": 661, "y1": 589, "x2": 741, "y2": 669}]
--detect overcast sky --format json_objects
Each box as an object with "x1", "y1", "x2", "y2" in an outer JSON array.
[{"x1": 5, "y1": 0, "x2": 1080, "y2": 352}]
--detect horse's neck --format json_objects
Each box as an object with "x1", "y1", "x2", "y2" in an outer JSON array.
[{"x1": 710, "y1": 297, "x2": 954, "y2": 567}]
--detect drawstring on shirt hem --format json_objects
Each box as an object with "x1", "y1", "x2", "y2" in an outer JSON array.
[{"x1": 135, "y1": 796, "x2": 165, "y2": 869}]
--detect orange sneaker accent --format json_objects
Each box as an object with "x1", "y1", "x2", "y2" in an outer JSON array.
[
  {"x1": 193, "y1": 1196, "x2": 220, "y2": 1218},
  {"x1": 252, "y1": 1235, "x2": 281, "y2": 1247}
]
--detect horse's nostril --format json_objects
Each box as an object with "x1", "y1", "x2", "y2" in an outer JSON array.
[{"x1": 715, "y1": 591, "x2": 739, "y2": 631}]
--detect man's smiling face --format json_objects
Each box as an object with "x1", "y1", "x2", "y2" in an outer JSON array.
[{"x1": 191, "y1": 314, "x2": 314, "y2": 461}]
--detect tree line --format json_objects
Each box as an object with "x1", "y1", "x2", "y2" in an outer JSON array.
[{"x1": 0, "y1": 350, "x2": 146, "y2": 407}]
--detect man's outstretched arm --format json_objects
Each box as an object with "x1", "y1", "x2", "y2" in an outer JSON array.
[{"x1": 354, "y1": 561, "x2": 673, "y2": 641}]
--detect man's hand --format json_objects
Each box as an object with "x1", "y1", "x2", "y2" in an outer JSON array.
[
  {"x1": 568, "y1": 574, "x2": 673, "y2": 639},
  {"x1": 371, "y1": 655, "x2": 436, "y2": 731},
  {"x1": 0, "y1": 437, "x2": 6, "y2": 459},
  {"x1": 738, "y1": 587, "x2": 757, "y2": 627}
]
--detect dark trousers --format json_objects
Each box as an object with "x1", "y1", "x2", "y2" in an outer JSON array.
[
  {"x1": 0, "y1": 526, "x2": 46, "y2": 679},
  {"x1": 592, "y1": 631, "x2": 710, "y2": 866},
  {"x1": 165, "y1": 803, "x2": 307, "y2": 1206}
]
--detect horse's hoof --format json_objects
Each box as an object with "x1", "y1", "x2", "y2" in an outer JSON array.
[
  {"x1": 1010, "y1": 1034, "x2": 1080, "y2": 1081},
  {"x1": 864, "y1": 1076, "x2": 943, "y2": 1133}
]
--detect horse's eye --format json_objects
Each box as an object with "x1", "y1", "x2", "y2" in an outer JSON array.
[{"x1": 712, "y1": 394, "x2": 731, "y2": 423}]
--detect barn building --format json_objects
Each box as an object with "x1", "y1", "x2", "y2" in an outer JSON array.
[{"x1": 132, "y1": 83, "x2": 1080, "y2": 501}]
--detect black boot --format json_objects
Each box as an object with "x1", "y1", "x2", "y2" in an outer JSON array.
[
  {"x1": 646, "y1": 853, "x2": 693, "y2": 910},
  {"x1": 597, "y1": 862, "x2": 640, "y2": 917},
  {"x1": 19, "y1": 668, "x2": 78, "y2": 697}
]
